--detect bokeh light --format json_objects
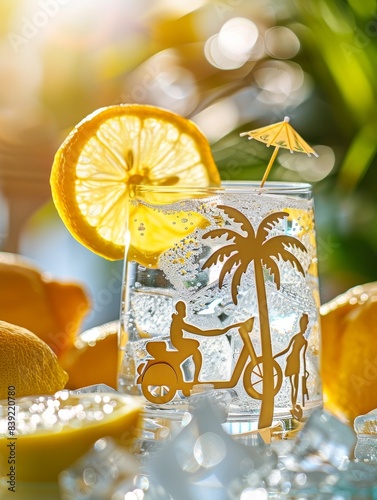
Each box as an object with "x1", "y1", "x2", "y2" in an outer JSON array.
[
  {"x1": 218, "y1": 18, "x2": 259, "y2": 61},
  {"x1": 120, "y1": 50, "x2": 199, "y2": 116},
  {"x1": 279, "y1": 145, "x2": 336, "y2": 182},
  {"x1": 193, "y1": 99, "x2": 239, "y2": 142},
  {"x1": 254, "y1": 61, "x2": 307, "y2": 104},
  {"x1": 193, "y1": 432, "x2": 226, "y2": 468},
  {"x1": 0, "y1": 0, "x2": 376, "y2": 308},
  {"x1": 240, "y1": 487, "x2": 268, "y2": 500},
  {"x1": 205, "y1": 17, "x2": 259, "y2": 70},
  {"x1": 264, "y1": 26, "x2": 300, "y2": 59}
]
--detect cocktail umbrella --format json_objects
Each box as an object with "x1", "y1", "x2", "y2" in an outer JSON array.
[{"x1": 240, "y1": 116, "x2": 318, "y2": 187}]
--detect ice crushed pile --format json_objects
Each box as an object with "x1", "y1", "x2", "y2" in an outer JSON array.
[{"x1": 59, "y1": 390, "x2": 377, "y2": 500}]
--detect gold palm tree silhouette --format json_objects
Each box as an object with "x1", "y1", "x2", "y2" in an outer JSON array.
[{"x1": 202, "y1": 205, "x2": 308, "y2": 429}]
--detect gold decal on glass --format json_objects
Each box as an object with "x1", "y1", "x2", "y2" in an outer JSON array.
[{"x1": 137, "y1": 205, "x2": 311, "y2": 429}]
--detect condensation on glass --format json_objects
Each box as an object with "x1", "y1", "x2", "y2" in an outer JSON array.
[{"x1": 118, "y1": 182, "x2": 322, "y2": 436}]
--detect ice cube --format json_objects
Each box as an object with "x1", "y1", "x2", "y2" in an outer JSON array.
[
  {"x1": 59, "y1": 437, "x2": 139, "y2": 500},
  {"x1": 354, "y1": 436, "x2": 377, "y2": 463},
  {"x1": 188, "y1": 385, "x2": 235, "y2": 423},
  {"x1": 354, "y1": 409, "x2": 377, "y2": 435},
  {"x1": 269, "y1": 461, "x2": 377, "y2": 498},
  {"x1": 285, "y1": 469, "x2": 340, "y2": 497},
  {"x1": 289, "y1": 409, "x2": 356, "y2": 470},
  {"x1": 112, "y1": 474, "x2": 171, "y2": 500},
  {"x1": 149, "y1": 398, "x2": 269, "y2": 500},
  {"x1": 70, "y1": 384, "x2": 118, "y2": 394},
  {"x1": 227, "y1": 436, "x2": 279, "y2": 498},
  {"x1": 337, "y1": 460, "x2": 377, "y2": 490},
  {"x1": 131, "y1": 418, "x2": 172, "y2": 466},
  {"x1": 354, "y1": 410, "x2": 377, "y2": 462}
]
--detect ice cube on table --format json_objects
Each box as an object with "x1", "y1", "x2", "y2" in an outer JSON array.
[
  {"x1": 148, "y1": 397, "x2": 278, "y2": 500},
  {"x1": 354, "y1": 409, "x2": 377, "y2": 434},
  {"x1": 337, "y1": 460, "x2": 377, "y2": 490},
  {"x1": 227, "y1": 435, "x2": 279, "y2": 498},
  {"x1": 188, "y1": 385, "x2": 235, "y2": 423},
  {"x1": 355, "y1": 436, "x2": 377, "y2": 463},
  {"x1": 274, "y1": 463, "x2": 377, "y2": 498},
  {"x1": 289, "y1": 409, "x2": 356, "y2": 470},
  {"x1": 59, "y1": 437, "x2": 140, "y2": 500},
  {"x1": 354, "y1": 409, "x2": 377, "y2": 462},
  {"x1": 70, "y1": 384, "x2": 118, "y2": 394},
  {"x1": 57, "y1": 403, "x2": 377, "y2": 499}
]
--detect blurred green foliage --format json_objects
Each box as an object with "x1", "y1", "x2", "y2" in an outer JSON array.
[{"x1": 210, "y1": 0, "x2": 377, "y2": 299}]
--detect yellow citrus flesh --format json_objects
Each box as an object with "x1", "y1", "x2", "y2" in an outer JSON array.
[
  {"x1": 0, "y1": 252, "x2": 90, "y2": 357},
  {"x1": 0, "y1": 392, "x2": 142, "y2": 482},
  {"x1": 282, "y1": 207, "x2": 318, "y2": 276},
  {"x1": 60, "y1": 320, "x2": 119, "y2": 390},
  {"x1": 128, "y1": 203, "x2": 210, "y2": 267},
  {"x1": 50, "y1": 104, "x2": 221, "y2": 262},
  {"x1": 0, "y1": 321, "x2": 68, "y2": 400},
  {"x1": 321, "y1": 282, "x2": 377, "y2": 421}
]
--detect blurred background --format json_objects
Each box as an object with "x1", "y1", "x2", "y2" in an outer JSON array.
[{"x1": 1, "y1": 0, "x2": 377, "y2": 328}]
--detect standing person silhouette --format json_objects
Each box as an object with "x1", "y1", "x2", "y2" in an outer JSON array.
[
  {"x1": 170, "y1": 301, "x2": 235, "y2": 384},
  {"x1": 274, "y1": 313, "x2": 309, "y2": 411}
]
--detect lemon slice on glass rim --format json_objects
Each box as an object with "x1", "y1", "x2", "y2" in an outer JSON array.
[{"x1": 50, "y1": 104, "x2": 221, "y2": 263}]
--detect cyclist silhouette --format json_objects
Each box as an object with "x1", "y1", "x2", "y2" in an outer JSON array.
[
  {"x1": 274, "y1": 313, "x2": 309, "y2": 411},
  {"x1": 170, "y1": 300, "x2": 235, "y2": 384}
]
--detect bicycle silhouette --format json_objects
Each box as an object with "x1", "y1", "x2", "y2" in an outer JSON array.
[{"x1": 136, "y1": 311, "x2": 283, "y2": 404}]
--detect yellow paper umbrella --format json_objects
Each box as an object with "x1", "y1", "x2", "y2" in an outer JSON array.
[{"x1": 240, "y1": 116, "x2": 318, "y2": 187}]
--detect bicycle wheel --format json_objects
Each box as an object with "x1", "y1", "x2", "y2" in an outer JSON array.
[
  {"x1": 141, "y1": 362, "x2": 178, "y2": 404},
  {"x1": 243, "y1": 357, "x2": 283, "y2": 400}
]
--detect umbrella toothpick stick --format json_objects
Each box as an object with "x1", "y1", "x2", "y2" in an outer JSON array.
[
  {"x1": 240, "y1": 116, "x2": 318, "y2": 187},
  {"x1": 260, "y1": 145, "x2": 279, "y2": 188}
]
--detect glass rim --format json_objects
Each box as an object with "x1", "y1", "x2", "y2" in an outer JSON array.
[{"x1": 135, "y1": 180, "x2": 312, "y2": 195}]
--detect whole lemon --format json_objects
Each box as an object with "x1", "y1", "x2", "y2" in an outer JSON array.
[
  {"x1": 0, "y1": 321, "x2": 68, "y2": 400},
  {"x1": 0, "y1": 252, "x2": 90, "y2": 357}
]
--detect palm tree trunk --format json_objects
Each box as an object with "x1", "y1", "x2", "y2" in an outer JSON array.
[{"x1": 254, "y1": 259, "x2": 275, "y2": 429}]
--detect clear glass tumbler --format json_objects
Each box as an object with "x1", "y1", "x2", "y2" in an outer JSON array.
[{"x1": 118, "y1": 182, "x2": 322, "y2": 435}]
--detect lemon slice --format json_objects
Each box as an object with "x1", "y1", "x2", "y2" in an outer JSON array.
[
  {"x1": 50, "y1": 104, "x2": 220, "y2": 261},
  {"x1": 128, "y1": 203, "x2": 210, "y2": 267},
  {"x1": 0, "y1": 391, "x2": 142, "y2": 482}
]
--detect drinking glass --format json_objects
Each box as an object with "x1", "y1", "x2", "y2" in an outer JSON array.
[{"x1": 118, "y1": 182, "x2": 322, "y2": 435}]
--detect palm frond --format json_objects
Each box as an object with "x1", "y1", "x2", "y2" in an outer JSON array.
[
  {"x1": 266, "y1": 235, "x2": 308, "y2": 254},
  {"x1": 202, "y1": 244, "x2": 238, "y2": 269},
  {"x1": 202, "y1": 228, "x2": 240, "y2": 242},
  {"x1": 263, "y1": 256, "x2": 281, "y2": 289},
  {"x1": 218, "y1": 205, "x2": 255, "y2": 237},
  {"x1": 256, "y1": 212, "x2": 289, "y2": 243},
  {"x1": 231, "y1": 260, "x2": 249, "y2": 304},
  {"x1": 276, "y1": 249, "x2": 305, "y2": 276},
  {"x1": 219, "y1": 255, "x2": 241, "y2": 289}
]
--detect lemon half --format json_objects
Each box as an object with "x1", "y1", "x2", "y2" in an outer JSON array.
[{"x1": 0, "y1": 391, "x2": 142, "y2": 482}]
